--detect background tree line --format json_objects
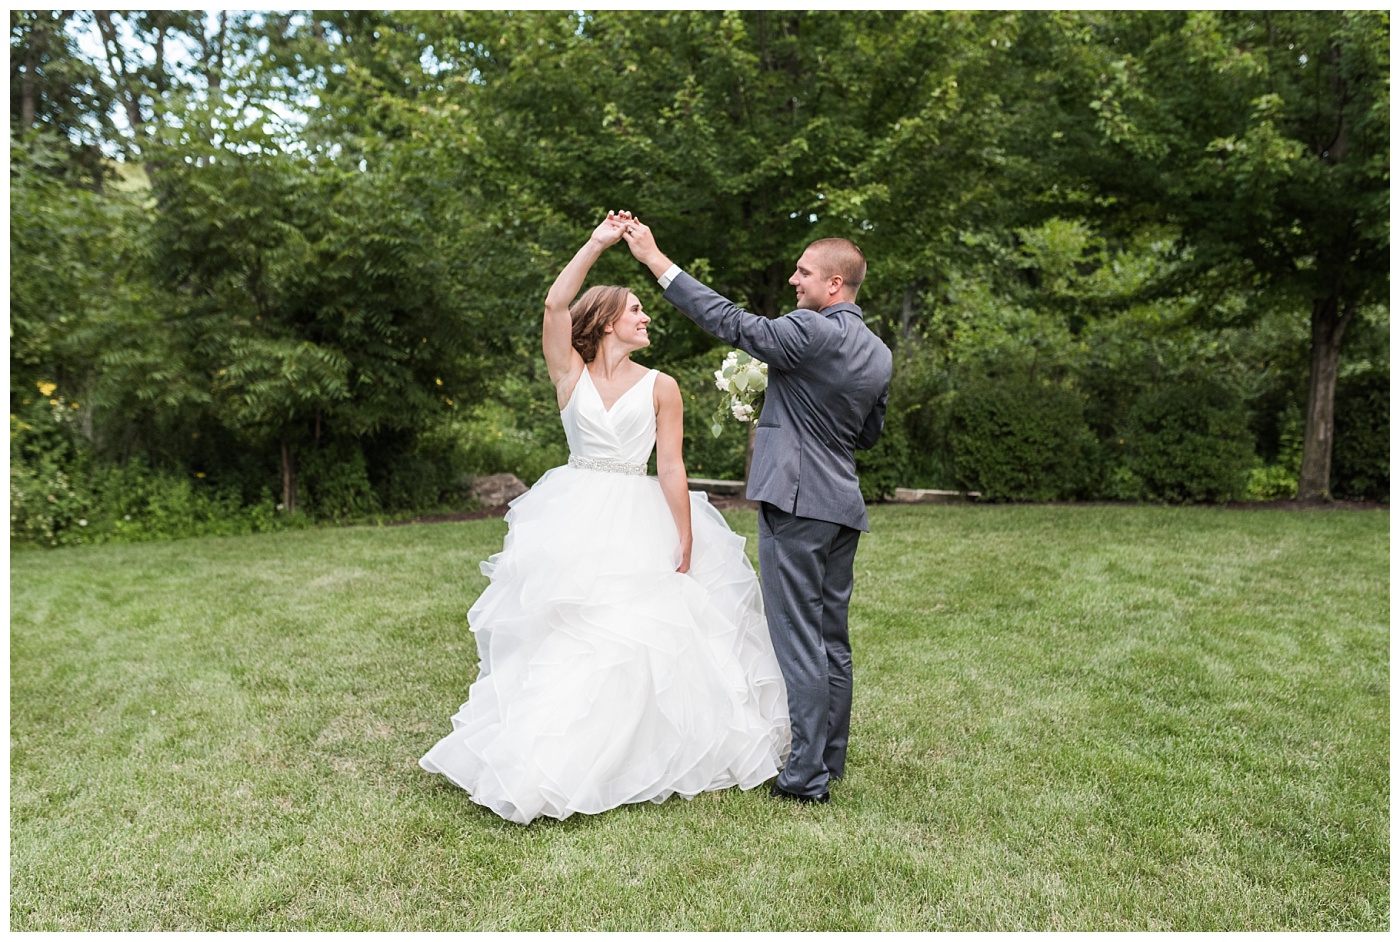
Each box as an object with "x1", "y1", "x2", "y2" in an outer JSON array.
[{"x1": 10, "y1": 9, "x2": 1389, "y2": 546}]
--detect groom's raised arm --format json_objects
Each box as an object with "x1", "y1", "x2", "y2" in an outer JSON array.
[
  {"x1": 662, "y1": 271, "x2": 821, "y2": 372},
  {"x1": 624, "y1": 219, "x2": 820, "y2": 371}
]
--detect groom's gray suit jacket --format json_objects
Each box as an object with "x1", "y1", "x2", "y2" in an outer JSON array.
[{"x1": 663, "y1": 272, "x2": 893, "y2": 531}]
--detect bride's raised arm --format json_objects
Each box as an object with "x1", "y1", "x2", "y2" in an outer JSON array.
[{"x1": 543, "y1": 212, "x2": 629, "y2": 403}]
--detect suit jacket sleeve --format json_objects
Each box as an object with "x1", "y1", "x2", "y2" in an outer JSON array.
[
  {"x1": 855, "y1": 385, "x2": 888, "y2": 451},
  {"x1": 662, "y1": 271, "x2": 821, "y2": 372}
]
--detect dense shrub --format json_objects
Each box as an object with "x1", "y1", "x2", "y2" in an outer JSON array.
[
  {"x1": 10, "y1": 384, "x2": 297, "y2": 546},
  {"x1": 455, "y1": 401, "x2": 570, "y2": 486},
  {"x1": 1245, "y1": 463, "x2": 1299, "y2": 501},
  {"x1": 10, "y1": 383, "x2": 83, "y2": 466},
  {"x1": 9, "y1": 458, "x2": 86, "y2": 547},
  {"x1": 1331, "y1": 369, "x2": 1389, "y2": 501},
  {"x1": 1096, "y1": 459, "x2": 1145, "y2": 501},
  {"x1": 945, "y1": 378, "x2": 1095, "y2": 501},
  {"x1": 856, "y1": 414, "x2": 913, "y2": 501},
  {"x1": 1124, "y1": 382, "x2": 1254, "y2": 502},
  {"x1": 1238, "y1": 400, "x2": 1301, "y2": 501},
  {"x1": 377, "y1": 450, "x2": 460, "y2": 512},
  {"x1": 851, "y1": 342, "x2": 954, "y2": 500},
  {"x1": 10, "y1": 385, "x2": 96, "y2": 546},
  {"x1": 885, "y1": 342, "x2": 955, "y2": 491},
  {"x1": 10, "y1": 454, "x2": 294, "y2": 548},
  {"x1": 88, "y1": 460, "x2": 289, "y2": 541},
  {"x1": 300, "y1": 440, "x2": 380, "y2": 520}
]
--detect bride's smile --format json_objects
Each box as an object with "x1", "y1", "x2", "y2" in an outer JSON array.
[{"x1": 606, "y1": 292, "x2": 651, "y2": 350}]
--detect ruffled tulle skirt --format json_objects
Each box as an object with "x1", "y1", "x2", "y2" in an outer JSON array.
[{"x1": 419, "y1": 464, "x2": 790, "y2": 824}]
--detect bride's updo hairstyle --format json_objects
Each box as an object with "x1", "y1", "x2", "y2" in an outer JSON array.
[{"x1": 570, "y1": 285, "x2": 630, "y2": 363}]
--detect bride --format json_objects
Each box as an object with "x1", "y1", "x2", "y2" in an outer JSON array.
[{"x1": 419, "y1": 211, "x2": 790, "y2": 824}]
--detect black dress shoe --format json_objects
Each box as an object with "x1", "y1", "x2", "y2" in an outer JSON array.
[{"x1": 769, "y1": 782, "x2": 830, "y2": 804}]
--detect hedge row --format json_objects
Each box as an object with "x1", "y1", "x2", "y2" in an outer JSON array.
[
  {"x1": 11, "y1": 367, "x2": 1388, "y2": 548},
  {"x1": 858, "y1": 371, "x2": 1389, "y2": 504}
]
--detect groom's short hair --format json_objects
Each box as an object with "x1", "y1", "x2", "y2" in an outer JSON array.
[{"x1": 806, "y1": 238, "x2": 866, "y2": 297}]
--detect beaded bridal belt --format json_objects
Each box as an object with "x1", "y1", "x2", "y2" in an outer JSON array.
[{"x1": 568, "y1": 455, "x2": 647, "y2": 476}]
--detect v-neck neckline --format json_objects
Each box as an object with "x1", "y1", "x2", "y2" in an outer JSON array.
[{"x1": 586, "y1": 366, "x2": 653, "y2": 415}]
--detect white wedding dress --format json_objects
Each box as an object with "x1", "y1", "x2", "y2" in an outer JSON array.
[{"x1": 420, "y1": 367, "x2": 790, "y2": 824}]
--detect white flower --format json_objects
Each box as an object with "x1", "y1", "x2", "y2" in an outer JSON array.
[
  {"x1": 710, "y1": 348, "x2": 768, "y2": 437},
  {"x1": 123, "y1": 514, "x2": 131, "y2": 521},
  {"x1": 276, "y1": 503, "x2": 285, "y2": 510},
  {"x1": 78, "y1": 519, "x2": 87, "y2": 527}
]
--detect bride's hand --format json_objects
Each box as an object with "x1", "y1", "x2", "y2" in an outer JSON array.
[
  {"x1": 589, "y1": 211, "x2": 632, "y2": 248},
  {"x1": 675, "y1": 538, "x2": 692, "y2": 574}
]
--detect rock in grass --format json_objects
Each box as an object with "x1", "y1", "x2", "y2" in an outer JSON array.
[{"x1": 470, "y1": 473, "x2": 528, "y2": 508}]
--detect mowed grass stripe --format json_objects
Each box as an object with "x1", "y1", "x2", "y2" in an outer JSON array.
[{"x1": 9, "y1": 505, "x2": 1388, "y2": 930}]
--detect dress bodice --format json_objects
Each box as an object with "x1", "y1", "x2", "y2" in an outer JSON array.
[{"x1": 561, "y1": 367, "x2": 659, "y2": 465}]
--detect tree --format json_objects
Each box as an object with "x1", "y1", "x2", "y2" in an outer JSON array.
[
  {"x1": 298, "y1": 11, "x2": 959, "y2": 329},
  {"x1": 1032, "y1": 10, "x2": 1389, "y2": 499},
  {"x1": 9, "y1": 10, "x2": 1387, "y2": 534},
  {"x1": 8, "y1": 136, "x2": 151, "y2": 416},
  {"x1": 824, "y1": 10, "x2": 1028, "y2": 340},
  {"x1": 146, "y1": 139, "x2": 488, "y2": 512},
  {"x1": 9, "y1": 10, "x2": 117, "y2": 182}
]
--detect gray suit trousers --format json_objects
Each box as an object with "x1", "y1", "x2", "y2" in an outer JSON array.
[{"x1": 758, "y1": 501, "x2": 862, "y2": 796}]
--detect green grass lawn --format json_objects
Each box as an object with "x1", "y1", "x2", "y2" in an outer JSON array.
[{"x1": 9, "y1": 505, "x2": 1389, "y2": 930}]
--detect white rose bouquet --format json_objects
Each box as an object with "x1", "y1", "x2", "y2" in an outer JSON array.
[{"x1": 710, "y1": 349, "x2": 768, "y2": 437}]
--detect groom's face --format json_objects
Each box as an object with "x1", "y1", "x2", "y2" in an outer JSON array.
[{"x1": 790, "y1": 249, "x2": 835, "y2": 312}]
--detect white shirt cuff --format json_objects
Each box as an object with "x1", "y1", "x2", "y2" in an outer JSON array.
[{"x1": 657, "y1": 264, "x2": 682, "y2": 290}]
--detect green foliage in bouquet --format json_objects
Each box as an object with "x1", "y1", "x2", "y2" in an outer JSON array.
[{"x1": 710, "y1": 350, "x2": 768, "y2": 439}]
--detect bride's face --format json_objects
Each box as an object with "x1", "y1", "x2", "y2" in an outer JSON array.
[{"x1": 606, "y1": 293, "x2": 651, "y2": 351}]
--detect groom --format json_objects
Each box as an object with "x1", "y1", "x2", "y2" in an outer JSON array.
[{"x1": 624, "y1": 219, "x2": 893, "y2": 804}]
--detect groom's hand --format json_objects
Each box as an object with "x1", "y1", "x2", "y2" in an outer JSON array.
[{"x1": 622, "y1": 217, "x2": 673, "y2": 279}]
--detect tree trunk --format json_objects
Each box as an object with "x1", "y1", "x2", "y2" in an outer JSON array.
[
  {"x1": 280, "y1": 436, "x2": 298, "y2": 514},
  {"x1": 203, "y1": 11, "x2": 228, "y2": 153},
  {"x1": 153, "y1": 22, "x2": 166, "y2": 97},
  {"x1": 94, "y1": 12, "x2": 145, "y2": 136},
  {"x1": 94, "y1": 10, "x2": 157, "y2": 181},
  {"x1": 760, "y1": 258, "x2": 788, "y2": 319},
  {"x1": 210, "y1": 12, "x2": 228, "y2": 96},
  {"x1": 900, "y1": 285, "x2": 917, "y2": 342},
  {"x1": 1297, "y1": 294, "x2": 1355, "y2": 501},
  {"x1": 20, "y1": 19, "x2": 39, "y2": 130}
]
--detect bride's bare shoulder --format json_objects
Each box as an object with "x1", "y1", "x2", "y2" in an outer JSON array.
[{"x1": 652, "y1": 370, "x2": 682, "y2": 405}]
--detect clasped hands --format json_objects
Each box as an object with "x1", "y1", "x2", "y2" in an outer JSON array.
[{"x1": 592, "y1": 210, "x2": 664, "y2": 270}]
